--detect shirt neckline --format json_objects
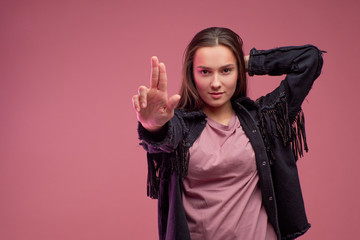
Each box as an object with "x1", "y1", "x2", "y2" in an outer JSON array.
[{"x1": 206, "y1": 112, "x2": 237, "y2": 131}]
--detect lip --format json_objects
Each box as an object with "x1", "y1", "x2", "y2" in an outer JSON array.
[{"x1": 209, "y1": 92, "x2": 224, "y2": 99}]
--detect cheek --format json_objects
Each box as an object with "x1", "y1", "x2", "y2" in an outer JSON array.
[
  {"x1": 194, "y1": 77, "x2": 206, "y2": 92},
  {"x1": 231, "y1": 72, "x2": 239, "y2": 88},
  {"x1": 232, "y1": 78, "x2": 238, "y2": 89},
  {"x1": 225, "y1": 75, "x2": 238, "y2": 89}
]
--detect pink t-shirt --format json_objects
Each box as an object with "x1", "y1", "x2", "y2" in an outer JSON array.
[{"x1": 182, "y1": 113, "x2": 277, "y2": 240}]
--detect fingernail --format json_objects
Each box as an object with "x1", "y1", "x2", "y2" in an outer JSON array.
[
  {"x1": 141, "y1": 103, "x2": 146, "y2": 108},
  {"x1": 136, "y1": 107, "x2": 140, "y2": 112}
]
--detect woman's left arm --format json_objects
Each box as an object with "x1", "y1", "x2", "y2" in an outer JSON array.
[{"x1": 248, "y1": 45, "x2": 325, "y2": 122}]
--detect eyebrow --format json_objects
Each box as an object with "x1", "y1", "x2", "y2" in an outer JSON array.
[{"x1": 196, "y1": 64, "x2": 235, "y2": 69}]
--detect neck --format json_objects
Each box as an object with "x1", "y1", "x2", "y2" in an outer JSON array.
[{"x1": 202, "y1": 102, "x2": 234, "y2": 126}]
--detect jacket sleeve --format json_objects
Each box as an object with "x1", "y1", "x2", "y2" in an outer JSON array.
[
  {"x1": 138, "y1": 110, "x2": 188, "y2": 199},
  {"x1": 248, "y1": 45, "x2": 324, "y2": 122},
  {"x1": 248, "y1": 45, "x2": 324, "y2": 161},
  {"x1": 137, "y1": 109, "x2": 187, "y2": 154}
]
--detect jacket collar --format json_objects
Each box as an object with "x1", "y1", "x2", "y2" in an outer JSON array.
[
  {"x1": 176, "y1": 108, "x2": 207, "y2": 120},
  {"x1": 176, "y1": 97, "x2": 258, "y2": 120},
  {"x1": 233, "y1": 97, "x2": 258, "y2": 111}
]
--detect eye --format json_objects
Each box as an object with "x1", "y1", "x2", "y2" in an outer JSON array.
[
  {"x1": 200, "y1": 69, "x2": 210, "y2": 75},
  {"x1": 222, "y1": 68, "x2": 232, "y2": 74}
]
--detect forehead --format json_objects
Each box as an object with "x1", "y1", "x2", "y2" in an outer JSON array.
[{"x1": 193, "y1": 45, "x2": 236, "y2": 68}]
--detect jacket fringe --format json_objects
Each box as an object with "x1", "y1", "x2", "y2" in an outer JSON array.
[
  {"x1": 147, "y1": 139, "x2": 190, "y2": 199},
  {"x1": 147, "y1": 152, "x2": 160, "y2": 199},
  {"x1": 259, "y1": 97, "x2": 308, "y2": 163},
  {"x1": 170, "y1": 139, "x2": 190, "y2": 179}
]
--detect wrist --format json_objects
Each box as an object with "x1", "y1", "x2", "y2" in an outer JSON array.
[
  {"x1": 244, "y1": 55, "x2": 249, "y2": 72},
  {"x1": 141, "y1": 122, "x2": 164, "y2": 133}
]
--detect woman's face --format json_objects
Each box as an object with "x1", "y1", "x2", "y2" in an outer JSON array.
[{"x1": 193, "y1": 45, "x2": 238, "y2": 113}]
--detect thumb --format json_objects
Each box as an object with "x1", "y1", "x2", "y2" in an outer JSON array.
[{"x1": 167, "y1": 94, "x2": 181, "y2": 112}]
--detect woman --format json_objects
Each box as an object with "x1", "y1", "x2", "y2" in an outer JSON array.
[{"x1": 132, "y1": 27, "x2": 324, "y2": 240}]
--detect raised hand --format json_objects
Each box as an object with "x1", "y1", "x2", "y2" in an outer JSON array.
[{"x1": 132, "y1": 56, "x2": 181, "y2": 132}]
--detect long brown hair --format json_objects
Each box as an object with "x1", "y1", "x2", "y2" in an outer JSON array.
[{"x1": 177, "y1": 27, "x2": 247, "y2": 111}]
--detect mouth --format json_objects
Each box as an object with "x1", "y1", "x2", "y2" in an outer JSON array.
[{"x1": 209, "y1": 92, "x2": 224, "y2": 98}]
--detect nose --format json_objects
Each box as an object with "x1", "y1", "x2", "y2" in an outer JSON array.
[{"x1": 210, "y1": 73, "x2": 221, "y2": 90}]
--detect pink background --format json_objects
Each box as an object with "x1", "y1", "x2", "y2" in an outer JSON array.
[{"x1": 1, "y1": 0, "x2": 359, "y2": 239}]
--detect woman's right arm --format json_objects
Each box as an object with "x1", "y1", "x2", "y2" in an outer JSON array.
[
  {"x1": 132, "y1": 56, "x2": 180, "y2": 132},
  {"x1": 132, "y1": 56, "x2": 182, "y2": 153}
]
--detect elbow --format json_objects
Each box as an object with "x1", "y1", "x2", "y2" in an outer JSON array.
[
  {"x1": 294, "y1": 45, "x2": 325, "y2": 81},
  {"x1": 306, "y1": 45, "x2": 325, "y2": 80}
]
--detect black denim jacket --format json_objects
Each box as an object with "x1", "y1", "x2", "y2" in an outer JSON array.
[{"x1": 138, "y1": 45, "x2": 324, "y2": 240}]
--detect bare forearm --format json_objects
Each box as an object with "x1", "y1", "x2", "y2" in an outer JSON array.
[{"x1": 244, "y1": 55, "x2": 249, "y2": 71}]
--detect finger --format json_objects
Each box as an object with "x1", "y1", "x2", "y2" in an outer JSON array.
[
  {"x1": 138, "y1": 86, "x2": 148, "y2": 108},
  {"x1": 150, "y1": 56, "x2": 159, "y2": 89},
  {"x1": 158, "y1": 62, "x2": 167, "y2": 91},
  {"x1": 167, "y1": 94, "x2": 181, "y2": 112},
  {"x1": 132, "y1": 95, "x2": 140, "y2": 112}
]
